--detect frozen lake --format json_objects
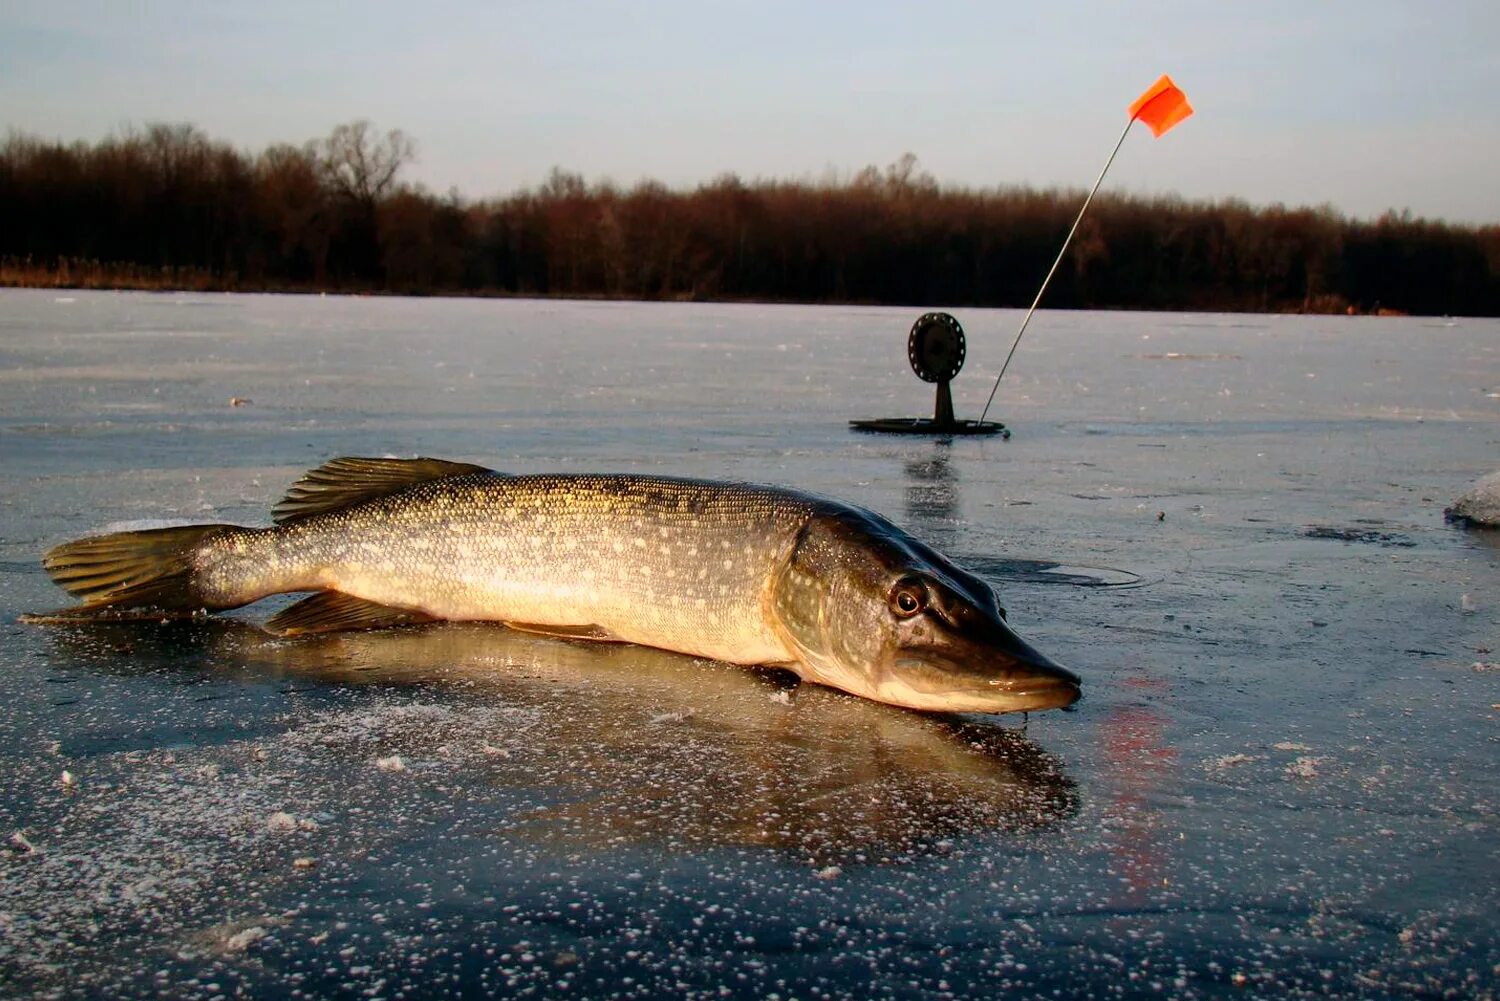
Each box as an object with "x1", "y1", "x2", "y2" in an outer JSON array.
[{"x1": 1, "y1": 289, "x2": 1496, "y2": 998}]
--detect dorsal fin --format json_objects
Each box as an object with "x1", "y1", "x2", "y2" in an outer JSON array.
[{"x1": 273, "y1": 456, "x2": 493, "y2": 523}]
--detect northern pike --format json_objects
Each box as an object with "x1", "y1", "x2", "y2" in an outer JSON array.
[{"x1": 27, "y1": 457, "x2": 1081, "y2": 714}]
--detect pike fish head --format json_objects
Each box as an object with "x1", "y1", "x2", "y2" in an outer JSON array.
[{"x1": 771, "y1": 508, "x2": 1081, "y2": 714}]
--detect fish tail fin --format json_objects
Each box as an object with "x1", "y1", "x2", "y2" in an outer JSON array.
[{"x1": 25, "y1": 524, "x2": 237, "y2": 621}]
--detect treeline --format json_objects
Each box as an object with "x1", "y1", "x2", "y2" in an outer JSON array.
[{"x1": 3, "y1": 123, "x2": 1497, "y2": 315}]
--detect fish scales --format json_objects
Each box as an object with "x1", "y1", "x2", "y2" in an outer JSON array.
[
  {"x1": 28, "y1": 457, "x2": 1081, "y2": 714},
  {"x1": 194, "y1": 473, "x2": 814, "y2": 665}
]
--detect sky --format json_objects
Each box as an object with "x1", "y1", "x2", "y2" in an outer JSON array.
[{"x1": 3, "y1": 1, "x2": 1497, "y2": 223}]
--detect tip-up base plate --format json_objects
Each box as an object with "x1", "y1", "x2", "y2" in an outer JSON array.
[{"x1": 849, "y1": 418, "x2": 1010, "y2": 438}]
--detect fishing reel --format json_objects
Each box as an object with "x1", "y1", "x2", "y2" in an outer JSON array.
[
  {"x1": 907, "y1": 312, "x2": 967, "y2": 385},
  {"x1": 907, "y1": 312, "x2": 966, "y2": 424}
]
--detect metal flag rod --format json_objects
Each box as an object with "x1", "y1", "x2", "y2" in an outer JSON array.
[{"x1": 978, "y1": 117, "x2": 1136, "y2": 425}]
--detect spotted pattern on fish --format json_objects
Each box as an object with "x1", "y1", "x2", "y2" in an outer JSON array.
[{"x1": 194, "y1": 473, "x2": 814, "y2": 665}]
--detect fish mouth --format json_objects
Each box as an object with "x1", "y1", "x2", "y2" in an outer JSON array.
[
  {"x1": 988, "y1": 674, "x2": 1082, "y2": 712},
  {"x1": 890, "y1": 639, "x2": 1082, "y2": 714},
  {"x1": 994, "y1": 648, "x2": 1082, "y2": 709}
]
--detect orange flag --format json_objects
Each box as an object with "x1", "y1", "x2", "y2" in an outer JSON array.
[{"x1": 1129, "y1": 75, "x2": 1193, "y2": 137}]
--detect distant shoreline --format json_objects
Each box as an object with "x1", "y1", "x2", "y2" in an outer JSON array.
[
  {"x1": 0, "y1": 262, "x2": 1421, "y2": 318},
  {"x1": 5, "y1": 124, "x2": 1495, "y2": 319}
]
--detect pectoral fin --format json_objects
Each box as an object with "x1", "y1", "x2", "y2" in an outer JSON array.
[
  {"x1": 502, "y1": 621, "x2": 623, "y2": 642},
  {"x1": 266, "y1": 591, "x2": 437, "y2": 635}
]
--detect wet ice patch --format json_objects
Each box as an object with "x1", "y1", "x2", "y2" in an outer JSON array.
[
  {"x1": 961, "y1": 556, "x2": 1145, "y2": 589},
  {"x1": 1301, "y1": 526, "x2": 1416, "y2": 547}
]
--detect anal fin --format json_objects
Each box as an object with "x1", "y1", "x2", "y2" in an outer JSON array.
[
  {"x1": 502, "y1": 620, "x2": 623, "y2": 643},
  {"x1": 266, "y1": 591, "x2": 437, "y2": 636}
]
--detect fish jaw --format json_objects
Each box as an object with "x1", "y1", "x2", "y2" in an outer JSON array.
[
  {"x1": 783, "y1": 620, "x2": 1081, "y2": 715},
  {"x1": 878, "y1": 674, "x2": 1080, "y2": 714},
  {"x1": 885, "y1": 636, "x2": 1082, "y2": 713}
]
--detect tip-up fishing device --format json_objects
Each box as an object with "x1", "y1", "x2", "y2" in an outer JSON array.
[
  {"x1": 853, "y1": 75, "x2": 1193, "y2": 437},
  {"x1": 850, "y1": 311, "x2": 1009, "y2": 436}
]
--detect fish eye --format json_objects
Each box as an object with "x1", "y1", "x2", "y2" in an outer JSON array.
[{"x1": 889, "y1": 579, "x2": 927, "y2": 618}]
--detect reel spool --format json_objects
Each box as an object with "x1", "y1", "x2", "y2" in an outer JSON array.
[
  {"x1": 908, "y1": 312, "x2": 966, "y2": 386},
  {"x1": 908, "y1": 312, "x2": 965, "y2": 424}
]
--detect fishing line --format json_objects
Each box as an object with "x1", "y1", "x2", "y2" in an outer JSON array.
[{"x1": 978, "y1": 75, "x2": 1191, "y2": 425}]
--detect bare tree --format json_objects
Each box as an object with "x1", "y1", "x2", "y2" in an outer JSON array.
[
  {"x1": 256, "y1": 143, "x2": 330, "y2": 282},
  {"x1": 310, "y1": 120, "x2": 415, "y2": 207},
  {"x1": 883, "y1": 152, "x2": 935, "y2": 198}
]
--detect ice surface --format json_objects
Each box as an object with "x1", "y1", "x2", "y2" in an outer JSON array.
[{"x1": 0, "y1": 290, "x2": 1497, "y2": 997}]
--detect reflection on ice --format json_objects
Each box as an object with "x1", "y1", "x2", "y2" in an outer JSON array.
[
  {"x1": 44, "y1": 620, "x2": 1078, "y2": 863},
  {"x1": 903, "y1": 440, "x2": 959, "y2": 525}
]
